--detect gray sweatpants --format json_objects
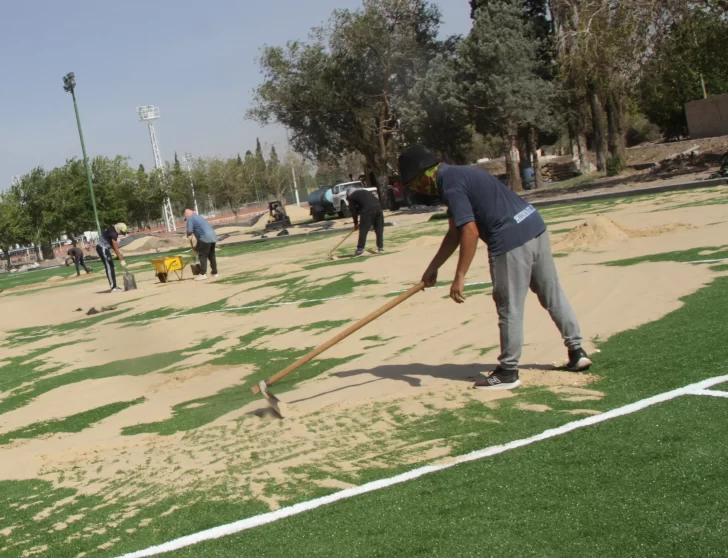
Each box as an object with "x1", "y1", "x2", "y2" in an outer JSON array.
[{"x1": 489, "y1": 232, "x2": 582, "y2": 372}]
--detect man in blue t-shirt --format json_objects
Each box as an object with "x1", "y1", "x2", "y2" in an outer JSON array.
[
  {"x1": 398, "y1": 145, "x2": 591, "y2": 390},
  {"x1": 185, "y1": 209, "x2": 218, "y2": 281}
]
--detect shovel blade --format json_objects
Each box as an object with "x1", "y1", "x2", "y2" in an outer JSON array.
[
  {"x1": 123, "y1": 273, "x2": 137, "y2": 291},
  {"x1": 257, "y1": 380, "x2": 287, "y2": 418}
]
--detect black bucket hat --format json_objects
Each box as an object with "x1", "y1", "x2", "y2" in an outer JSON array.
[{"x1": 398, "y1": 145, "x2": 441, "y2": 186}]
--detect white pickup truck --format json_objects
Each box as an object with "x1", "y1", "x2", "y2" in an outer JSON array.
[{"x1": 331, "y1": 181, "x2": 379, "y2": 218}]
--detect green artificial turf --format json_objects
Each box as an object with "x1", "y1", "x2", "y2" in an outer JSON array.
[
  {"x1": 165, "y1": 396, "x2": 728, "y2": 558},
  {"x1": 0, "y1": 398, "x2": 145, "y2": 445},
  {"x1": 0, "y1": 338, "x2": 222, "y2": 416},
  {"x1": 112, "y1": 273, "x2": 728, "y2": 558},
  {"x1": 602, "y1": 245, "x2": 728, "y2": 267},
  {"x1": 122, "y1": 327, "x2": 361, "y2": 436}
]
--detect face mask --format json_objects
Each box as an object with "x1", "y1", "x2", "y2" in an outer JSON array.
[{"x1": 409, "y1": 165, "x2": 439, "y2": 196}]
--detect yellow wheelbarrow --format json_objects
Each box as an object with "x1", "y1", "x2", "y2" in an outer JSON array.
[{"x1": 151, "y1": 255, "x2": 201, "y2": 283}]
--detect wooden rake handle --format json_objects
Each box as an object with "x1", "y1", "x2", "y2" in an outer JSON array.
[
  {"x1": 252, "y1": 281, "x2": 426, "y2": 394},
  {"x1": 328, "y1": 228, "x2": 356, "y2": 257}
]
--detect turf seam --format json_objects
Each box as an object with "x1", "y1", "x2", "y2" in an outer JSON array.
[{"x1": 115, "y1": 373, "x2": 728, "y2": 558}]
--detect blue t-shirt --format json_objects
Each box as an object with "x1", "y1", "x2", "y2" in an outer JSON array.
[
  {"x1": 438, "y1": 164, "x2": 546, "y2": 256},
  {"x1": 186, "y1": 214, "x2": 217, "y2": 243}
]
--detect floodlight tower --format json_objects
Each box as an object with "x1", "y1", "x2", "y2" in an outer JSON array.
[
  {"x1": 183, "y1": 153, "x2": 200, "y2": 214},
  {"x1": 137, "y1": 105, "x2": 176, "y2": 232}
]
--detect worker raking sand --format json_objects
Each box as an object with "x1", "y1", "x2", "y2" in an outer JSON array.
[
  {"x1": 399, "y1": 145, "x2": 592, "y2": 390},
  {"x1": 347, "y1": 186, "x2": 385, "y2": 256}
]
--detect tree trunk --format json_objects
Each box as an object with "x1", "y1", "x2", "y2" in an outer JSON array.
[
  {"x1": 505, "y1": 135, "x2": 523, "y2": 192},
  {"x1": 530, "y1": 127, "x2": 544, "y2": 189},
  {"x1": 589, "y1": 88, "x2": 608, "y2": 173},
  {"x1": 568, "y1": 123, "x2": 580, "y2": 171},
  {"x1": 518, "y1": 136, "x2": 531, "y2": 176},
  {"x1": 573, "y1": 109, "x2": 592, "y2": 175},
  {"x1": 606, "y1": 96, "x2": 626, "y2": 161}
]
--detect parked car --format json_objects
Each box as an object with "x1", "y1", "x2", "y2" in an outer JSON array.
[
  {"x1": 387, "y1": 179, "x2": 440, "y2": 210},
  {"x1": 386, "y1": 180, "x2": 414, "y2": 211},
  {"x1": 331, "y1": 181, "x2": 378, "y2": 218}
]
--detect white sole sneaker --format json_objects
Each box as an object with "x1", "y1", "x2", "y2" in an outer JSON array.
[
  {"x1": 570, "y1": 357, "x2": 592, "y2": 372},
  {"x1": 473, "y1": 379, "x2": 522, "y2": 390}
]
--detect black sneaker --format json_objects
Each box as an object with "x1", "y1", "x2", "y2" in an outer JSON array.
[
  {"x1": 353, "y1": 249, "x2": 364, "y2": 257},
  {"x1": 567, "y1": 348, "x2": 592, "y2": 371},
  {"x1": 473, "y1": 368, "x2": 521, "y2": 390}
]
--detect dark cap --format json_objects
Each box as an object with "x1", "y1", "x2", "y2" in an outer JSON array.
[{"x1": 398, "y1": 145, "x2": 440, "y2": 185}]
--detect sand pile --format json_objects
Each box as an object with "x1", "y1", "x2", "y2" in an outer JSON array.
[
  {"x1": 554, "y1": 215, "x2": 693, "y2": 252},
  {"x1": 125, "y1": 235, "x2": 191, "y2": 254}
]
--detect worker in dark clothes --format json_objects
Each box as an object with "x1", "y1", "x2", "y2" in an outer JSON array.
[
  {"x1": 96, "y1": 223, "x2": 128, "y2": 293},
  {"x1": 347, "y1": 186, "x2": 384, "y2": 256},
  {"x1": 67, "y1": 242, "x2": 92, "y2": 277},
  {"x1": 399, "y1": 145, "x2": 591, "y2": 391}
]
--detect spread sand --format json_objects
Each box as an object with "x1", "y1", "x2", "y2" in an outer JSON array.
[
  {"x1": 1, "y1": 188, "x2": 727, "y2": 540},
  {"x1": 554, "y1": 215, "x2": 693, "y2": 252}
]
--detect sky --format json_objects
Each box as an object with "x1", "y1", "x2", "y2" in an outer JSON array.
[{"x1": 0, "y1": 0, "x2": 472, "y2": 186}]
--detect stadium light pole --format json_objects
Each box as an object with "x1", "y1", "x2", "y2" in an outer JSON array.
[
  {"x1": 63, "y1": 72, "x2": 101, "y2": 236},
  {"x1": 183, "y1": 152, "x2": 200, "y2": 214},
  {"x1": 137, "y1": 105, "x2": 176, "y2": 231}
]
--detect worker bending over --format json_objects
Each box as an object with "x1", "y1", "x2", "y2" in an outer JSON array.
[
  {"x1": 399, "y1": 145, "x2": 591, "y2": 391},
  {"x1": 96, "y1": 223, "x2": 128, "y2": 293},
  {"x1": 347, "y1": 186, "x2": 384, "y2": 257}
]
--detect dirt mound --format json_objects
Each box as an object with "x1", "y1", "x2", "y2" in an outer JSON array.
[
  {"x1": 125, "y1": 235, "x2": 191, "y2": 254},
  {"x1": 46, "y1": 276, "x2": 65, "y2": 283},
  {"x1": 554, "y1": 215, "x2": 693, "y2": 252}
]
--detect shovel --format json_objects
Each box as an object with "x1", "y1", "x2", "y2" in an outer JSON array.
[
  {"x1": 123, "y1": 269, "x2": 137, "y2": 291},
  {"x1": 328, "y1": 227, "x2": 356, "y2": 260},
  {"x1": 252, "y1": 281, "x2": 426, "y2": 417},
  {"x1": 189, "y1": 238, "x2": 202, "y2": 276}
]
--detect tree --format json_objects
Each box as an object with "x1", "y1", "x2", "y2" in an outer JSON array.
[
  {"x1": 125, "y1": 164, "x2": 164, "y2": 229},
  {"x1": 0, "y1": 189, "x2": 26, "y2": 269},
  {"x1": 206, "y1": 158, "x2": 256, "y2": 219},
  {"x1": 249, "y1": 0, "x2": 443, "y2": 204},
  {"x1": 461, "y1": 0, "x2": 557, "y2": 191},
  {"x1": 400, "y1": 49, "x2": 472, "y2": 164},
  {"x1": 269, "y1": 146, "x2": 280, "y2": 168},
  {"x1": 639, "y1": 3, "x2": 728, "y2": 139}
]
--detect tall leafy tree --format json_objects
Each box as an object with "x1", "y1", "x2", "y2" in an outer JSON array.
[
  {"x1": 400, "y1": 48, "x2": 472, "y2": 164},
  {"x1": 249, "y1": 0, "x2": 443, "y2": 203},
  {"x1": 639, "y1": 3, "x2": 728, "y2": 139},
  {"x1": 461, "y1": 0, "x2": 557, "y2": 190}
]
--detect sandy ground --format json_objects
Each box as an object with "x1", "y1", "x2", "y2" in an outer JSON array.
[{"x1": 1, "y1": 185, "x2": 727, "y2": 543}]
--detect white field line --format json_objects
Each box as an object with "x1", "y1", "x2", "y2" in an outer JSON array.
[
  {"x1": 688, "y1": 388, "x2": 728, "y2": 399},
  {"x1": 116, "y1": 373, "x2": 728, "y2": 558}
]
